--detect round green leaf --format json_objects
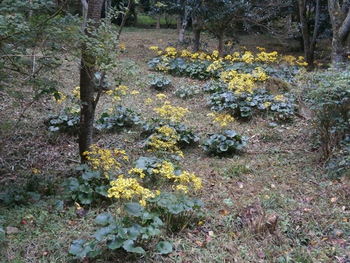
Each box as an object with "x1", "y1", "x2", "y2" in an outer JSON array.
[{"x1": 156, "y1": 241, "x2": 173, "y2": 254}]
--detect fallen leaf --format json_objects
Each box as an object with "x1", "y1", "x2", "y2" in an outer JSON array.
[
  {"x1": 205, "y1": 235, "x2": 212, "y2": 243},
  {"x1": 219, "y1": 209, "x2": 228, "y2": 216},
  {"x1": 195, "y1": 240, "x2": 202, "y2": 246},
  {"x1": 305, "y1": 196, "x2": 313, "y2": 203}
]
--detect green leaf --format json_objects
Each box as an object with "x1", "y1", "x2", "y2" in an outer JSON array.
[
  {"x1": 122, "y1": 240, "x2": 146, "y2": 254},
  {"x1": 82, "y1": 170, "x2": 101, "y2": 180},
  {"x1": 69, "y1": 239, "x2": 99, "y2": 258},
  {"x1": 124, "y1": 202, "x2": 144, "y2": 217},
  {"x1": 95, "y1": 185, "x2": 109, "y2": 197},
  {"x1": 168, "y1": 204, "x2": 184, "y2": 214},
  {"x1": 94, "y1": 224, "x2": 117, "y2": 241},
  {"x1": 219, "y1": 143, "x2": 229, "y2": 152},
  {"x1": 96, "y1": 212, "x2": 115, "y2": 225},
  {"x1": 156, "y1": 241, "x2": 172, "y2": 254},
  {"x1": 0, "y1": 225, "x2": 6, "y2": 240},
  {"x1": 107, "y1": 235, "x2": 123, "y2": 250},
  {"x1": 78, "y1": 192, "x2": 92, "y2": 204}
]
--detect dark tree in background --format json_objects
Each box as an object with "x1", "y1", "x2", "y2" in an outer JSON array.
[{"x1": 328, "y1": 0, "x2": 350, "y2": 68}]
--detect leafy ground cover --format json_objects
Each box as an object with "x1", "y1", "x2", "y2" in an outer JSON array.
[{"x1": 1, "y1": 28, "x2": 350, "y2": 262}]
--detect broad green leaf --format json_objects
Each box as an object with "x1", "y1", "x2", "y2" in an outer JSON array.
[
  {"x1": 122, "y1": 240, "x2": 146, "y2": 254},
  {"x1": 93, "y1": 224, "x2": 117, "y2": 241},
  {"x1": 96, "y1": 212, "x2": 115, "y2": 225},
  {"x1": 156, "y1": 241, "x2": 172, "y2": 254},
  {"x1": 82, "y1": 170, "x2": 101, "y2": 180},
  {"x1": 124, "y1": 202, "x2": 144, "y2": 217},
  {"x1": 95, "y1": 185, "x2": 109, "y2": 197},
  {"x1": 107, "y1": 235, "x2": 123, "y2": 250}
]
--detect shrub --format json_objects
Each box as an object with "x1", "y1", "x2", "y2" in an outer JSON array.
[
  {"x1": 96, "y1": 106, "x2": 140, "y2": 131},
  {"x1": 202, "y1": 129, "x2": 248, "y2": 155},
  {"x1": 301, "y1": 68, "x2": 350, "y2": 158}
]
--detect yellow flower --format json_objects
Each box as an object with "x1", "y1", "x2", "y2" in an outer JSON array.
[
  {"x1": 156, "y1": 93, "x2": 167, "y2": 100},
  {"x1": 119, "y1": 42, "x2": 126, "y2": 51},
  {"x1": 105, "y1": 90, "x2": 113, "y2": 96},
  {"x1": 145, "y1": 98, "x2": 153, "y2": 105},
  {"x1": 32, "y1": 168, "x2": 41, "y2": 174},
  {"x1": 274, "y1": 95, "x2": 285, "y2": 102},
  {"x1": 53, "y1": 91, "x2": 67, "y2": 103},
  {"x1": 73, "y1": 86, "x2": 80, "y2": 98},
  {"x1": 263, "y1": 101, "x2": 271, "y2": 108},
  {"x1": 131, "y1": 90, "x2": 139, "y2": 95},
  {"x1": 149, "y1": 46, "x2": 159, "y2": 51}
]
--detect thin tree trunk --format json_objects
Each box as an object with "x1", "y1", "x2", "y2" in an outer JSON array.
[
  {"x1": 177, "y1": 15, "x2": 181, "y2": 34},
  {"x1": 156, "y1": 13, "x2": 161, "y2": 29},
  {"x1": 117, "y1": 0, "x2": 133, "y2": 40},
  {"x1": 299, "y1": 0, "x2": 320, "y2": 71},
  {"x1": 218, "y1": 34, "x2": 224, "y2": 57},
  {"x1": 79, "y1": 0, "x2": 104, "y2": 162}
]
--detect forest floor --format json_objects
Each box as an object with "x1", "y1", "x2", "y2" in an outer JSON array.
[{"x1": 0, "y1": 28, "x2": 349, "y2": 262}]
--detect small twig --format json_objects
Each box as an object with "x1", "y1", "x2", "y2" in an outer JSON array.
[{"x1": 67, "y1": 158, "x2": 80, "y2": 164}]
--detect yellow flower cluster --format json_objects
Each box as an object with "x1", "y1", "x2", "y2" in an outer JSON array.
[
  {"x1": 128, "y1": 167, "x2": 146, "y2": 179},
  {"x1": 282, "y1": 55, "x2": 308, "y2": 66},
  {"x1": 106, "y1": 85, "x2": 129, "y2": 101},
  {"x1": 152, "y1": 161, "x2": 202, "y2": 193},
  {"x1": 252, "y1": 67, "x2": 269, "y2": 82},
  {"x1": 263, "y1": 101, "x2": 271, "y2": 108},
  {"x1": 208, "y1": 113, "x2": 235, "y2": 127},
  {"x1": 83, "y1": 144, "x2": 129, "y2": 178},
  {"x1": 274, "y1": 94, "x2": 285, "y2": 102},
  {"x1": 73, "y1": 86, "x2": 80, "y2": 99},
  {"x1": 119, "y1": 42, "x2": 126, "y2": 52},
  {"x1": 255, "y1": 51, "x2": 278, "y2": 63},
  {"x1": 108, "y1": 175, "x2": 155, "y2": 206},
  {"x1": 147, "y1": 126, "x2": 184, "y2": 158},
  {"x1": 54, "y1": 91, "x2": 67, "y2": 103},
  {"x1": 206, "y1": 60, "x2": 223, "y2": 73},
  {"x1": 156, "y1": 93, "x2": 167, "y2": 100},
  {"x1": 165, "y1": 47, "x2": 177, "y2": 57},
  {"x1": 227, "y1": 72, "x2": 256, "y2": 94},
  {"x1": 241, "y1": 51, "x2": 254, "y2": 64},
  {"x1": 154, "y1": 101, "x2": 189, "y2": 123},
  {"x1": 149, "y1": 46, "x2": 159, "y2": 51}
]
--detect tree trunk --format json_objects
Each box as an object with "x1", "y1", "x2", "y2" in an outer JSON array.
[
  {"x1": 328, "y1": 0, "x2": 350, "y2": 68},
  {"x1": 218, "y1": 34, "x2": 224, "y2": 58},
  {"x1": 299, "y1": 0, "x2": 320, "y2": 71},
  {"x1": 192, "y1": 16, "x2": 205, "y2": 52},
  {"x1": 79, "y1": 0, "x2": 104, "y2": 163},
  {"x1": 177, "y1": 15, "x2": 181, "y2": 34},
  {"x1": 156, "y1": 13, "x2": 161, "y2": 29},
  {"x1": 178, "y1": 6, "x2": 190, "y2": 44},
  {"x1": 117, "y1": 0, "x2": 133, "y2": 40}
]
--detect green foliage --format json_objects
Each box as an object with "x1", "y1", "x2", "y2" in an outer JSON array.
[
  {"x1": 62, "y1": 164, "x2": 110, "y2": 205},
  {"x1": 69, "y1": 203, "x2": 173, "y2": 259},
  {"x1": 302, "y1": 68, "x2": 350, "y2": 160},
  {"x1": 202, "y1": 129, "x2": 248, "y2": 155},
  {"x1": 96, "y1": 106, "x2": 140, "y2": 131},
  {"x1": 148, "y1": 192, "x2": 204, "y2": 233},
  {"x1": 149, "y1": 74, "x2": 172, "y2": 91},
  {"x1": 207, "y1": 81, "x2": 295, "y2": 121},
  {"x1": 173, "y1": 85, "x2": 201, "y2": 99},
  {"x1": 46, "y1": 106, "x2": 80, "y2": 134},
  {"x1": 142, "y1": 121, "x2": 200, "y2": 147},
  {"x1": 0, "y1": 0, "x2": 80, "y2": 107}
]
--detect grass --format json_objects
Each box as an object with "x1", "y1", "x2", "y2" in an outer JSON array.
[{"x1": 1, "y1": 28, "x2": 349, "y2": 262}]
